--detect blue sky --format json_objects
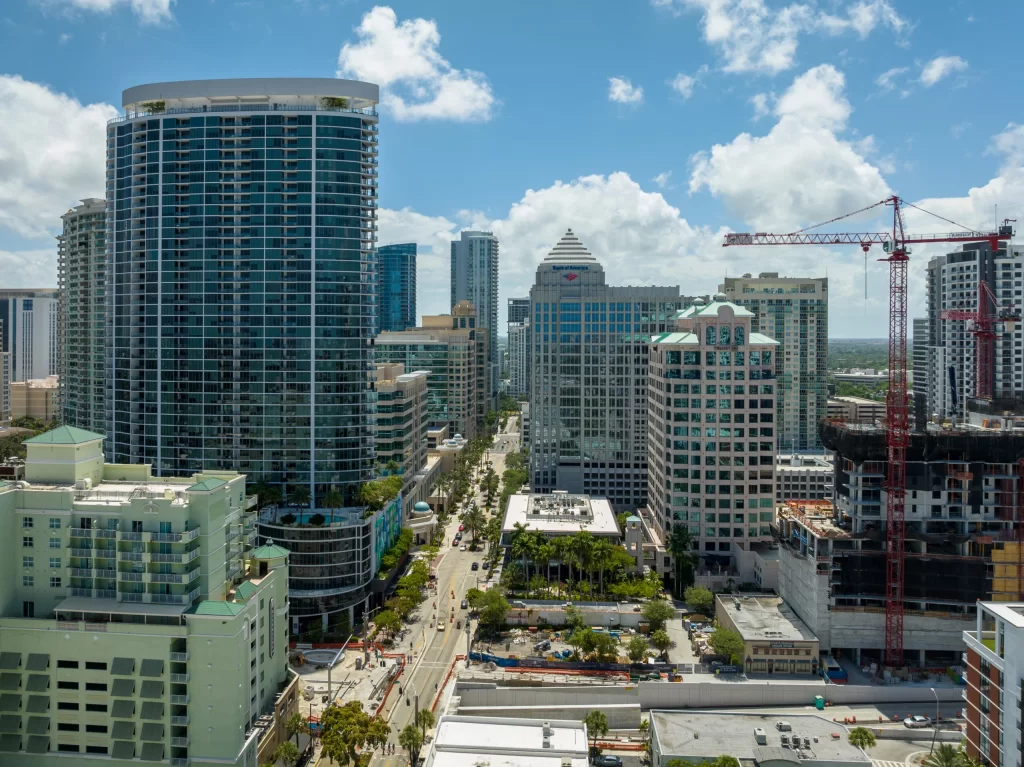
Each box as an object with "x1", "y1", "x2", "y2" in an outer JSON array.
[{"x1": 2, "y1": 0, "x2": 1023, "y2": 337}]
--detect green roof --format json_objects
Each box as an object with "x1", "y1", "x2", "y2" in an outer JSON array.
[
  {"x1": 22, "y1": 425, "x2": 104, "y2": 445},
  {"x1": 234, "y1": 581, "x2": 258, "y2": 602},
  {"x1": 187, "y1": 477, "x2": 226, "y2": 492},
  {"x1": 251, "y1": 543, "x2": 289, "y2": 560},
  {"x1": 191, "y1": 601, "x2": 245, "y2": 617}
]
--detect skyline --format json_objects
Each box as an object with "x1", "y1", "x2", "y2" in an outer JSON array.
[{"x1": 1, "y1": 0, "x2": 1023, "y2": 337}]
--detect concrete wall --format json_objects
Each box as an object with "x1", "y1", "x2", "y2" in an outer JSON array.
[
  {"x1": 778, "y1": 547, "x2": 832, "y2": 649},
  {"x1": 457, "y1": 703, "x2": 640, "y2": 729},
  {"x1": 505, "y1": 602, "x2": 647, "y2": 629},
  {"x1": 828, "y1": 610, "x2": 972, "y2": 654}
]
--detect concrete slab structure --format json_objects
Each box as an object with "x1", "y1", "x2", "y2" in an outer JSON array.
[
  {"x1": 716, "y1": 594, "x2": 820, "y2": 675},
  {"x1": 500, "y1": 491, "x2": 620, "y2": 543},
  {"x1": 424, "y1": 715, "x2": 589, "y2": 767}
]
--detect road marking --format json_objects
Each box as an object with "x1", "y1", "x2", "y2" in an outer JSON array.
[{"x1": 873, "y1": 760, "x2": 909, "y2": 767}]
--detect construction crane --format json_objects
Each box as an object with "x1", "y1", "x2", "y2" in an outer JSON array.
[
  {"x1": 939, "y1": 280, "x2": 1021, "y2": 402},
  {"x1": 724, "y1": 195, "x2": 1013, "y2": 668}
]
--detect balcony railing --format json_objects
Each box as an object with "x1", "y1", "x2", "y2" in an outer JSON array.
[
  {"x1": 151, "y1": 549, "x2": 199, "y2": 564},
  {"x1": 169, "y1": 673, "x2": 190, "y2": 685},
  {"x1": 151, "y1": 569, "x2": 200, "y2": 585},
  {"x1": 151, "y1": 589, "x2": 199, "y2": 606},
  {"x1": 169, "y1": 694, "x2": 189, "y2": 705},
  {"x1": 170, "y1": 716, "x2": 189, "y2": 726},
  {"x1": 169, "y1": 652, "x2": 189, "y2": 663},
  {"x1": 70, "y1": 528, "x2": 93, "y2": 539},
  {"x1": 152, "y1": 529, "x2": 199, "y2": 544},
  {"x1": 170, "y1": 736, "x2": 190, "y2": 747}
]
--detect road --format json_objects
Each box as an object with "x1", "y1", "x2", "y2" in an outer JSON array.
[{"x1": 365, "y1": 416, "x2": 520, "y2": 765}]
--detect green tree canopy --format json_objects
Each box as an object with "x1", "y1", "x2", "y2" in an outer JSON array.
[
  {"x1": 684, "y1": 586, "x2": 715, "y2": 616},
  {"x1": 359, "y1": 475, "x2": 403, "y2": 513},
  {"x1": 399, "y1": 723, "x2": 424, "y2": 767},
  {"x1": 626, "y1": 635, "x2": 650, "y2": 663},
  {"x1": 285, "y1": 712, "x2": 307, "y2": 744},
  {"x1": 922, "y1": 744, "x2": 959, "y2": 767},
  {"x1": 847, "y1": 727, "x2": 876, "y2": 750},
  {"x1": 416, "y1": 707, "x2": 435, "y2": 738},
  {"x1": 650, "y1": 629, "x2": 676, "y2": 659},
  {"x1": 582, "y1": 710, "x2": 609, "y2": 754},
  {"x1": 641, "y1": 598, "x2": 675, "y2": 632},
  {"x1": 320, "y1": 701, "x2": 372, "y2": 766},
  {"x1": 708, "y1": 628, "x2": 744, "y2": 665},
  {"x1": 272, "y1": 740, "x2": 300, "y2": 767},
  {"x1": 477, "y1": 589, "x2": 510, "y2": 632}
]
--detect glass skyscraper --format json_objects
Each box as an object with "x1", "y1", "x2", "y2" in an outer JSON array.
[
  {"x1": 452, "y1": 231, "x2": 499, "y2": 413},
  {"x1": 376, "y1": 242, "x2": 417, "y2": 332},
  {"x1": 105, "y1": 78, "x2": 380, "y2": 506}
]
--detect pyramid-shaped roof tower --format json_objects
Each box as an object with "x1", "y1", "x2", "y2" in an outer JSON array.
[{"x1": 543, "y1": 229, "x2": 597, "y2": 264}]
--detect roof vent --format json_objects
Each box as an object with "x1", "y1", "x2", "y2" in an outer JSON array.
[
  {"x1": 542, "y1": 734, "x2": 552, "y2": 749},
  {"x1": 543, "y1": 722, "x2": 552, "y2": 735}
]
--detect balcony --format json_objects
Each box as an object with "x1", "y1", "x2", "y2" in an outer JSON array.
[
  {"x1": 169, "y1": 694, "x2": 189, "y2": 705},
  {"x1": 151, "y1": 589, "x2": 199, "y2": 606},
  {"x1": 225, "y1": 509, "x2": 241, "y2": 525},
  {"x1": 245, "y1": 495, "x2": 258, "y2": 509},
  {"x1": 169, "y1": 652, "x2": 189, "y2": 663},
  {"x1": 170, "y1": 759, "x2": 190, "y2": 767},
  {"x1": 119, "y1": 552, "x2": 147, "y2": 562},
  {"x1": 151, "y1": 569, "x2": 200, "y2": 585},
  {"x1": 169, "y1": 673, "x2": 190, "y2": 685},
  {"x1": 170, "y1": 737, "x2": 190, "y2": 748},
  {"x1": 70, "y1": 528, "x2": 93, "y2": 539},
  {"x1": 170, "y1": 716, "x2": 189, "y2": 726},
  {"x1": 119, "y1": 531, "x2": 145, "y2": 542},
  {"x1": 152, "y1": 529, "x2": 199, "y2": 544},
  {"x1": 151, "y1": 549, "x2": 198, "y2": 564}
]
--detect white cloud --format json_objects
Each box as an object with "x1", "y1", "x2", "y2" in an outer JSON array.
[
  {"x1": 337, "y1": 6, "x2": 496, "y2": 122},
  {"x1": 689, "y1": 64, "x2": 890, "y2": 232},
  {"x1": 653, "y1": 171, "x2": 673, "y2": 188},
  {"x1": 608, "y1": 77, "x2": 644, "y2": 105},
  {"x1": 0, "y1": 75, "x2": 117, "y2": 239},
  {"x1": 919, "y1": 55, "x2": 967, "y2": 87},
  {"x1": 0, "y1": 249, "x2": 58, "y2": 288},
  {"x1": 655, "y1": 0, "x2": 907, "y2": 75},
  {"x1": 750, "y1": 92, "x2": 773, "y2": 120},
  {"x1": 875, "y1": 65, "x2": 907, "y2": 91},
  {"x1": 669, "y1": 65, "x2": 708, "y2": 99},
  {"x1": 45, "y1": 0, "x2": 174, "y2": 24},
  {"x1": 58, "y1": 32, "x2": 72, "y2": 44}
]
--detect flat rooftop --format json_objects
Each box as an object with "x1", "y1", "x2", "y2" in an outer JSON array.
[
  {"x1": 717, "y1": 595, "x2": 818, "y2": 643},
  {"x1": 651, "y1": 711, "x2": 870, "y2": 764},
  {"x1": 432, "y1": 715, "x2": 588, "y2": 767},
  {"x1": 502, "y1": 492, "x2": 620, "y2": 537},
  {"x1": 778, "y1": 502, "x2": 849, "y2": 540}
]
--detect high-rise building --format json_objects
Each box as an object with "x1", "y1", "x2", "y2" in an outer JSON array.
[
  {"x1": 720, "y1": 274, "x2": 827, "y2": 451},
  {"x1": 922, "y1": 238, "x2": 1022, "y2": 421},
  {"x1": 912, "y1": 316, "x2": 929, "y2": 429},
  {"x1": 647, "y1": 295, "x2": 779, "y2": 562},
  {"x1": 376, "y1": 243, "x2": 417, "y2": 333},
  {"x1": 0, "y1": 425, "x2": 294, "y2": 767},
  {"x1": 372, "y1": 363, "x2": 429, "y2": 493},
  {"x1": 375, "y1": 302, "x2": 482, "y2": 440},
  {"x1": 508, "y1": 320, "x2": 530, "y2": 396},
  {"x1": 529, "y1": 230, "x2": 683, "y2": 509},
  {"x1": 10, "y1": 376, "x2": 59, "y2": 422},
  {"x1": 451, "y1": 231, "x2": 499, "y2": 413},
  {"x1": 105, "y1": 78, "x2": 380, "y2": 506},
  {"x1": 0, "y1": 290, "x2": 59, "y2": 383},
  {"x1": 0, "y1": 352, "x2": 9, "y2": 423},
  {"x1": 962, "y1": 602, "x2": 1024, "y2": 767},
  {"x1": 58, "y1": 198, "x2": 107, "y2": 433},
  {"x1": 507, "y1": 297, "x2": 530, "y2": 328}
]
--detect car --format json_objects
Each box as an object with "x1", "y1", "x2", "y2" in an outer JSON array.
[
  {"x1": 471, "y1": 562, "x2": 479, "y2": 571},
  {"x1": 461, "y1": 599, "x2": 468, "y2": 609},
  {"x1": 591, "y1": 757, "x2": 623, "y2": 767},
  {"x1": 459, "y1": 524, "x2": 464, "y2": 531},
  {"x1": 460, "y1": 544, "x2": 467, "y2": 551},
  {"x1": 437, "y1": 621, "x2": 446, "y2": 631},
  {"x1": 904, "y1": 715, "x2": 931, "y2": 729},
  {"x1": 482, "y1": 561, "x2": 490, "y2": 570}
]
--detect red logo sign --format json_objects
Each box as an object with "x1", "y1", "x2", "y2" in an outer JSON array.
[{"x1": 564, "y1": 272, "x2": 579, "y2": 282}]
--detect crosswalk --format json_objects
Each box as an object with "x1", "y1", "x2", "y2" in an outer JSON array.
[{"x1": 873, "y1": 759, "x2": 907, "y2": 767}]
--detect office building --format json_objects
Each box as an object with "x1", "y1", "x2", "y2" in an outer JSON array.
[
  {"x1": 775, "y1": 454, "x2": 833, "y2": 502},
  {"x1": 720, "y1": 274, "x2": 828, "y2": 451},
  {"x1": 507, "y1": 297, "x2": 529, "y2": 328},
  {"x1": 105, "y1": 78, "x2": 380, "y2": 505},
  {"x1": 375, "y1": 301, "x2": 483, "y2": 440},
  {"x1": 0, "y1": 425, "x2": 294, "y2": 767},
  {"x1": 376, "y1": 243, "x2": 417, "y2": 333},
  {"x1": 716, "y1": 594, "x2": 819, "y2": 674},
  {"x1": 913, "y1": 316, "x2": 929, "y2": 429},
  {"x1": 451, "y1": 231, "x2": 499, "y2": 413},
  {"x1": 962, "y1": 602, "x2": 1023, "y2": 767},
  {"x1": 826, "y1": 396, "x2": 886, "y2": 423},
  {"x1": 507, "y1": 319, "x2": 530, "y2": 396},
  {"x1": 0, "y1": 290, "x2": 59, "y2": 383},
  {"x1": 425, "y1": 715, "x2": 589, "y2": 767},
  {"x1": 499, "y1": 491, "x2": 620, "y2": 547},
  {"x1": 372, "y1": 363, "x2": 429, "y2": 497},
  {"x1": 10, "y1": 376, "x2": 59, "y2": 422},
  {"x1": 922, "y1": 235, "x2": 1022, "y2": 421},
  {"x1": 0, "y1": 353, "x2": 9, "y2": 423},
  {"x1": 647, "y1": 295, "x2": 779, "y2": 564},
  {"x1": 529, "y1": 230, "x2": 683, "y2": 509},
  {"x1": 58, "y1": 198, "x2": 107, "y2": 434}
]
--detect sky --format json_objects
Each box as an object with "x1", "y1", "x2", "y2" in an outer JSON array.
[{"x1": 2, "y1": 0, "x2": 1024, "y2": 338}]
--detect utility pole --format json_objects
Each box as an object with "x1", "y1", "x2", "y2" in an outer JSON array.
[{"x1": 465, "y1": 618, "x2": 472, "y2": 667}]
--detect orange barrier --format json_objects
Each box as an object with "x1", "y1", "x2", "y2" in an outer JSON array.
[{"x1": 430, "y1": 655, "x2": 466, "y2": 712}]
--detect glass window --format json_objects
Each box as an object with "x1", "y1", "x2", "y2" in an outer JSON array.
[
  {"x1": 734, "y1": 351, "x2": 745, "y2": 365},
  {"x1": 720, "y1": 352, "x2": 731, "y2": 366},
  {"x1": 720, "y1": 326, "x2": 730, "y2": 345},
  {"x1": 22, "y1": 517, "x2": 33, "y2": 528},
  {"x1": 50, "y1": 577, "x2": 62, "y2": 588},
  {"x1": 683, "y1": 351, "x2": 698, "y2": 365},
  {"x1": 22, "y1": 576, "x2": 33, "y2": 587},
  {"x1": 705, "y1": 327, "x2": 716, "y2": 345},
  {"x1": 49, "y1": 538, "x2": 60, "y2": 549},
  {"x1": 49, "y1": 558, "x2": 61, "y2": 569},
  {"x1": 22, "y1": 556, "x2": 33, "y2": 568},
  {"x1": 763, "y1": 351, "x2": 772, "y2": 365},
  {"x1": 22, "y1": 537, "x2": 32, "y2": 548},
  {"x1": 749, "y1": 351, "x2": 761, "y2": 365},
  {"x1": 49, "y1": 518, "x2": 61, "y2": 529},
  {"x1": 734, "y1": 327, "x2": 745, "y2": 345}
]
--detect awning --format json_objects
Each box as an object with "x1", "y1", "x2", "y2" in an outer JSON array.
[
  {"x1": 25, "y1": 697, "x2": 48, "y2": 714},
  {"x1": 140, "y1": 681, "x2": 163, "y2": 699},
  {"x1": 111, "y1": 699, "x2": 134, "y2": 719},
  {"x1": 25, "y1": 655, "x2": 48, "y2": 672},
  {"x1": 26, "y1": 735, "x2": 48, "y2": 754},
  {"x1": 0, "y1": 654, "x2": 20, "y2": 671},
  {"x1": 140, "y1": 702, "x2": 164, "y2": 721},
  {"x1": 111, "y1": 721, "x2": 134, "y2": 740},
  {"x1": 25, "y1": 676, "x2": 48, "y2": 693},
  {"x1": 111, "y1": 740, "x2": 134, "y2": 760},
  {"x1": 0, "y1": 696, "x2": 19, "y2": 713},
  {"x1": 0, "y1": 734, "x2": 19, "y2": 752},
  {"x1": 26, "y1": 717, "x2": 48, "y2": 735},
  {"x1": 0, "y1": 715, "x2": 19, "y2": 733},
  {"x1": 111, "y1": 678, "x2": 135, "y2": 698},
  {"x1": 141, "y1": 722, "x2": 164, "y2": 741},
  {"x1": 140, "y1": 742, "x2": 164, "y2": 762},
  {"x1": 0, "y1": 675, "x2": 19, "y2": 692},
  {"x1": 140, "y1": 659, "x2": 164, "y2": 677},
  {"x1": 111, "y1": 657, "x2": 135, "y2": 675}
]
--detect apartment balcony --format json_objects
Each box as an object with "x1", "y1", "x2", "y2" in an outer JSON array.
[
  {"x1": 151, "y1": 549, "x2": 198, "y2": 564},
  {"x1": 169, "y1": 652, "x2": 189, "y2": 663},
  {"x1": 151, "y1": 569, "x2": 200, "y2": 585},
  {"x1": 245, "y1": 495, "x2": 258, "y2": 509},
  {"x1": 151, "y1": 589, "x2": 199, "y2": 606},
  {"x1": 224, "y1": 508, "x2": 241, "y2": 526},
  {"x1": 69, "y1": 588, "x2": 116, "y2": 599},
  {"x1": 118, "y1": 552, "x2": 148, "y2": 563},
  {"x1": 226, "y1": 563, "x2": 243, "y2": 581},
  {"x1": 169, "y1": 759, "x2": 190, "y2": 767},
  {"x1": 152, "y1": 529, "x2": 199, "y2": 544},
  {"x1": 169, "y1": 694, "x2": 189, "y2": 705},
  {"x1": 170, "y1": 737, "x2": 190, "y2": 748},
  {"x1": 71, "y1": 568, "x2": 96, "y2": 578},
  {"x1": 70, "y1": 528, "x2": 93, "y2": 539},
  {"x1": 169, "y1": 673, "x2": 190, "y2": 685},
  {"x1": 170, "y1": 716, "x2": 189, "y2": 726}
]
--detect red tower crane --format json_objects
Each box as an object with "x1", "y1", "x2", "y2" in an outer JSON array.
[{"x1": 724, "y1": 195, "x2": 1013, "y2": 668}]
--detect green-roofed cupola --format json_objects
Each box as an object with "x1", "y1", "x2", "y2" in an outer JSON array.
[
  {"x1": 23, "y1": 426, "x2": 105, "y2": 485},
  {"x1": 187, "y1": 477, "x2": 227, "y2": 492},
  {"x1": 22, "y1": 425, "x2": 104, "y2": 445}
]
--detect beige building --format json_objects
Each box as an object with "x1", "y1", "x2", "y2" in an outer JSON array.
[
  {"x1": 1, "y1": 352, "x2": 9, "y2": 423},
  {"x1": 375, "y1": 300, "x2": 484, "y2": 440},
  {"x1": 372, "y1": 364, "x2": 429, "y2": 492},
  {"x1": 10, "y1": 375, "x2": 58, "y2": 422},
  {"x1": 715, "y1": 594, "x2": 820, "y2": 675},
  {"x1": 827, "y1": 396, "x2": 886, "y2": 423}
]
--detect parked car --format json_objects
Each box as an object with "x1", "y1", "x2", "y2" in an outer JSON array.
[
  {"x1": 459, "y1": 524, "x2": 464, "y2": 531},
  {"x1": 482, "y1": 561, "x2": 490, "y2": 570},
  {"x1": 471, "y1": 562, "x2": 479, "y2": 571},
  {"x1": 461, "y1": 599, "x2": 468, "y2": 610},
  {"x1": 437, "y1": 621, "x2": 446, "y2": 631},
  {"x1": 592, "y1": 756, "x2": 623, "y2": 767},
  {"x1": 904, "y1": 715, "x2": 931, "y2": 728},
  {"x1": 460, "y1": 544, "x2": 467, "y2": 551}
]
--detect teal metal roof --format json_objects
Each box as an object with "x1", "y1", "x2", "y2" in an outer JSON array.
[
  {"x1": 187, "y1": 477, "x2": 226, "y2": 492},
  {"x1": 651, "y1": 332, "x2": 698, "y2": 345},
  {"x1": 749, "y1": 332, "x2": 780, "y2": 345},
  {"x1": 677, "y1": 300, "x2": 755, "y2": 319},
  {"x1": 234, "y1": 581, "x2": 258, "y2": 602},
  {"x1": 251, "y1": 543, "x2": 289, "y2": 559},
  {"x1": 191, "y1": 601, "x2": 245, "y2": 617},
  {"x1": 22, "y1": 425, "x2": 103, "y2": 445},
  {"x1": 413, "y1": 501, "x2": 431, "y2": 511}
]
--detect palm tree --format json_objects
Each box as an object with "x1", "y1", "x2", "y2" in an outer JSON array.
[
  {"x1": 509, "y1": 523, "x2": 533, "y2": 593},
  {"x1": 461, "y1": 506, "x2": 486, "y2": 544},
  {"x1": 289, "y1": 485, "x2": 310, "y2": 513},
  {"x1": 923, "y1": 744, "x2": 959, "y2": 767},
  {"x1": 323, "y1": 486, "x2": 344, "y2": 524},
  {"x1": 285, "y1": 712, "x2": 307, "y2": 745},
  {"x1": 847, "y1": 727, "x2": 876, "y2": 750},
  {"x1": 538, "y1": 540, "x2": 556, "y2": 594},
  {"x1": 416, "y1": 707, "x2": 435, "y2": 739},
  {"x1": 558, "y1": 536, "x2": 579, "y2": 598},
  {"x1": 667, "y1": 523, "x2": 696, "y2": 598},
  {"x1": 592, "y1": 539, "x2": 614, "y2": 598},
  {"x1": 399, "y1": 723, "x2": 424, "y2": 767}
]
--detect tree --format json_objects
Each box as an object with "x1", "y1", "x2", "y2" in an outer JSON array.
[
  {"x1": 319, "y1": 700, "x2": 372, "y2": 766},
  {"x1": 667, "y1": 524, "x2": 696, "y2": 596},
  {"x1": 288, "y1": 485, "x2": 310, "y2": 510},
  {"x1": 359, "y1": 475, "x2": 403, "y2": 513},
  {"x1": 367, "y1": 719, "x2": 391, "y2": 754},
  {"x1": 591, "y1": 633, "x2": 619, "y2": 662},
  {"x1": 684, "y1": 586, "x2": 715, "y2": 616},
  {"x1": 626, "y1": 635, "x2": 650, "y2": 663},
  {"x1": 710, "y1": 757, "x2": 742, "y2": 767},
  {"x1": 592, "y1": 539, "x2": 615, "y2": 597},
  {"x1": 666, "y1": 761, "x2": 690, "y2": 767},
  {"x1": 323, "y1": 486, "x2": 344, "y2": 524},
  {"x1": 708, "y1": 628, "x2": 744, "y2": 665},
  {"x1": 461, "y1": 505, "x2": 486, "y2": 544},
  {"x1": 285, "y1": 713, "x2": 307, "y2": 745},
  {"x1": 272, "y1": 740, "x2": 300, "y2": 767},
  {"x1": 416, "y1": 707, "x2": 435, "y2": 738},
  {"x1": 399, "y1": 723, "x2": 424, "y2": 767},
  {"x1": 641, "y1": 599, "x2": 675, "y2": 633},
  {"x1": 478, "y1": 589, "x2": 510, "y2": 633},
  {"x1": 582, "y1": 710, "x2": 609, "y2": 757},
  {"x1": 509, "y1": 523, "x2": 535, "y2": 592},
  {"x1": 465, "y1": 588, "x2": 485, "y2": 609},
  {"x1": 922, "y1": 744, "x2": 959, "y2": 767},
  {"x1": 847, "y1": 727, "x2": 876, "y2": 750},
  {"x1": 564, "y1": 604, "x2": 587, "y2": 633},
  {"x1": 374, "y1": 609, "x2": 401, "y2": 640},
  {"x1": 650, "y1": 629, "x2": 676, "y2": 660}
]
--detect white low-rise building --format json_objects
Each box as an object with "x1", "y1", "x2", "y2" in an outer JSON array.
[
  {"x1": 775, "y1": 453, "x2": 834, "y2": 502},
  {"x1": 500, "y1": 491, "x2": 620, "y2": 547},
  {"x1": 424, "y1": 715, "x2": 589, "y2": 767}
]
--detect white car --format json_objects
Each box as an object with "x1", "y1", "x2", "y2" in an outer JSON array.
[
  {"x1": 460, "y1": 544, "x2": 467, "y2": 551},
  {"x1": 903, "y1": 715, "x2": 931, "y2": 729}
]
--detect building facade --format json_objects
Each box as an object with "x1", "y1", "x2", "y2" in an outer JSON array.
[
  {"x1": 529, "y1": 230, "x2": 682, "y2": 509},
  {"x1": 507, "y1": 320, "x2": 530, "y2": 397},
  {"x1": 0, "y1": 425, "x2": 291, "y2": 767},
  {"x1": 0, "y1": 353, "x2": 9, "y2": 423},
  {"x1": 375, "y1": 302, "x2": 482, "y2": 441},
  {"x1": 0, "y1": 290, "x2": 59, "y2": 384},
  {"x1": 105, "y1": 78, "x2": 380, "y2": 506},
  {"x1": 376, "y1": 243, "x2": 417, "y2": 333},
  {"x1": 372, "y1": 364, "x2": 429, "y2": 498},
  {"x1": 775, "y1": 454, "x2": 833, "y2": 502},
  {"x1": 720, "y1": 274, "x2": 828, "y2": 451},
  {"x1": 647, "y1": 296, "x2": 779, "y2": 563},
  {"x1": 451, "y1": 231, "x2": 499, "y2": 413},
  {"x1": 10, "y1": 377, "x2": 59, "y2": 422},
  {"x1": 962, "y1": 602, "x2": 1023, "y2": 767},
  {"x1": 507, "y1": 297, "x2": 529, "y2": 328},
  {"x1": 826, "y1": 396, "x2": 887, "y2": 423},
  {"x1": 58, "y1": 198, "x2": 107, "y2": 434},
  {"x1": 912, "y1": 316, "x2": 929, "y2": 429}
]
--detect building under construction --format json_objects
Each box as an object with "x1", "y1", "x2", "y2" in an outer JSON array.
[{"x1": 774, "y1": 419, "x2": 1024, "y2": 668}]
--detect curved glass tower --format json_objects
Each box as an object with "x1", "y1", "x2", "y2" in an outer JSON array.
[{"x1": 105, "y1": 78, "x2": 380, "y2": 506}]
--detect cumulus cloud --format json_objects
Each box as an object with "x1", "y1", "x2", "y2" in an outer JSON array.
[
  {"x1": 875, "y1": 65, "x2": 908, "y2": 91},
  {"x1": 0, "y1": 75, "x2": 116, "y2": 239},
  {"x1": 608, "y1": 77, "x2": 644, "y2": 105},
  {"x1": 0, "y1": 249, "x2": 58, "y2": 288},
  {"x1": 337, "y1": 6, "x2": 496, "y2": 122},
  {"x1": 669, "y1": 66, "x2": 708, "y2": 99},
  {"x1": 919, "y1": 55, "x2": 967, "y2": 87},
  {"x1": 654, "y1": 0, "x2": 907, "y2": 75},
  {"x1": 653, "y1": 171, "x2": 673, "y2": 188},
  {"x1": 44, "y1": 0, "x2": 173, "y2": 24},
  {"x1": 689, "y1": 64, "x2": 890, "y2": 232}
]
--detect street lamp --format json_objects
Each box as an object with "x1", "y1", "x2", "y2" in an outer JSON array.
[
  {"x1": 929, "y1": 687, "x2": 939, "y2": 754},
  {"x1": 406, "y1": 680, "x2": 420, "y2": 729}
]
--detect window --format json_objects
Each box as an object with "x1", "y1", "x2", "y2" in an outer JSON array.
[
  {"x1": 22, "y1": 576, "x2": 33, "y2": 587},
  {"x1": 57, "y1": 723, "x2": 79, "y2": 732},
  {"x1": 57, "y1": 702, "x2": 79, "y2": 711},
  {"x1": 57, "y1": 681, "x2": 79, "y2": 690},
  {"x1": 22, "y1": 517, "x2": 33, "y2": 528},
  {"x1": 22, "y1": 556, "x2": 33, "y2": 568},
  {"x1": 50, "y1": 577, "x2": 62, "y2": 588},
  {"x1": 86, "y1": 724, "x2": 108, "y2": 734},
  {"x1": 85, "y1": 683, "x2": 106, "y2": 693},
  {"x1": 57, "y1": 744, "x2": 80, "y2": 752},
  {"x1": 85, "y1": 661, "x2": 107, "y2": 671},
  {"x1": 49, "y1": 538, "x2": 60, "y2": 549},
  {"x1": 49, "y1": 518, "x2": 61, "y2": 529},
  {"x1": 57, "y1": 660, "x2": 79, "y2": 669},
  {"x1": 22, "y1": 601, "x2": 33, "y2": 618},
  {"x1": 85, "y1": 703, "x2": 107, "y2": 712},
  {"x1": 22, "y1": 537, "x2": 33, "y2": 548},
  {"x1": 49, "y1": 557, "x2": 61, "y2": 569}
]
